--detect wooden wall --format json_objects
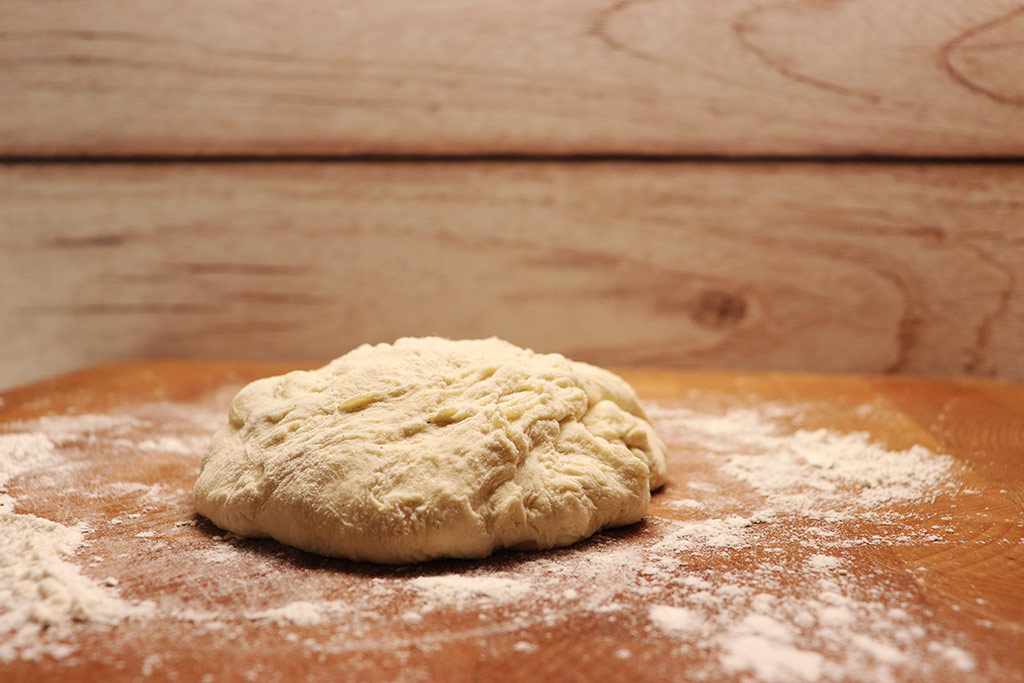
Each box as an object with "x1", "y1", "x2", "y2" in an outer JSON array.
[{"x1": 2, "y1": 1, "x2": 1023, "y2": 388}]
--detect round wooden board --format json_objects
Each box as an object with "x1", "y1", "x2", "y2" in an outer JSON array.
[{"x1": 1, "y1": 362, "x2": 1022, "y2": 682}]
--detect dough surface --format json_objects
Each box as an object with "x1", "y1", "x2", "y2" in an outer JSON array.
[{"x1": 193, "y1": 337, "x2": 667, "y2": 563}]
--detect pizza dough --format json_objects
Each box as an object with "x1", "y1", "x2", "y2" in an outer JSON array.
[{"x1": 193, "y1": 337, "x2": 667, "y2": 563}]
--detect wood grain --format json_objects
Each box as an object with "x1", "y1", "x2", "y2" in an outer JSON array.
[
  {"x1": 3, "y1": 0, "x2": 1024, "y2": 156},
  {"x1": 1, "y1": 362, "x2": 1022, "y2": 681},
  {"x1": 2, "y1": 162, "x2": 1023, "y2": 389}
]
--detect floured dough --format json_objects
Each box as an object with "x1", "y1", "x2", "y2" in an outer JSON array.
[{"x1": 193, "y1": 337, "x2": 667, "y2": 563}]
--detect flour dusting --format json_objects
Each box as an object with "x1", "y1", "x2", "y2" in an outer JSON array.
[
  {"x1": 0, "y1": 433, "x2": 57, "y2": 484},
  {"x1": 0, "y1": 423, "x2": 153, "y2": 663},
  {"x1": 0, "y1": 394, "x2": 990, "y2": 681},
  {"x1": 650, "y1": 405, "x2": 954, "y2": 516},
  {"x1": 251, "y1": 601, "x2": 349, "y2": 627},
  {"x1": 639, "y1": 402, "x2": 973, "y2": 680},
  {"x1": 136, "y1": 436, "x2": 201, "y2": 454},
  {"x1": 407, "y1": 575, "x2": 532, "y2": 605},
  {"x1": 649, "y1": 604, "x2": 700, "y2": 633},
  {"x1": 719, "y1": 615, "x2": 825, "y2": 683}
]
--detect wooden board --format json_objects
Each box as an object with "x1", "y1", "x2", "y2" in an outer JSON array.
[
  {"x1": 3, "y1": 0, "x2": 1024, "y2": 156},
  {"x1": 1, "y1": 361, "x2": 1023, "y2": 681},
  {"x1": 2, "y1": 162, "x2": 1024, "y2": 389}
]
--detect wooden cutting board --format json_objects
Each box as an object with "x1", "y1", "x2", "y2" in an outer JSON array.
[{"x1": 2, "y1": 361, "x2": 1022, "y2": 682}]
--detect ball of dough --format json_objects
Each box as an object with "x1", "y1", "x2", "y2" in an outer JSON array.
[{"x1": 193, "y1": 337, "x2": 667, "y2": 563}]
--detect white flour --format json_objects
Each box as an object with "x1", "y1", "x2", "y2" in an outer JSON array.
[
  {"x1": 406, "y1": 575, "x2": 532, "y2": 605},
  {"x1": 0, "y1": 428, "x2": 152, "y2": 663},
  {"x1": 648, "y1": 604, "x2": 699, "y2": 633},
  {"x1": 0, "y1": 397, "x2": 987, "y2": 681},
  {"x1": 251, "y1": 601, "x2": 350, "y2": 627},
  {"x1": 136, "y1": 436, "x2": 204, "y2": 454},
  {"x1": 719, "y1": 615, "x2": 825, "y2": 682},
  {"x1": 649, "y1": 405, "x2": 954, "y2": 515},
  {"x1": 638, "y1": 402, "x2": 974, "y2": 680},
  {"x1": 0, "y1": 433, "x2": 57, "y2": 484}
]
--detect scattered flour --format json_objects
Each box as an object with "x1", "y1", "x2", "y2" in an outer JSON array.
[
  {"x1": 200, "y1": 543, "x2": 244, "y2": 564},
  {"x1": 928, "y1": 642, "x2": 976, "y2": 672},
  {"x1": 0, "y1": 396, "x2": 982, "y2": 681},
  {"x1": 407, "y1": 575, "x2": 531, "y2": 605},
  {"x1": 719, "y1": 614, "x2": 824, "y2": 683},
  {"x1": 0, "y1": 426, "x2": 152, "y2": 663},
  {"x1": 250, "y1": 601, "x2": 349, "y2": 627},
  {"x1": 652, "y1": 512, "x2": 773, "y2": 552},
  {"x1": 136, "y1": 436, "x2": 205, "y2": 454},
  {"x1": 649, "y1": 604, "x2": 700, "y2": 633},
  {"x1": 0, "y1": 433, "x2": 57, "y2": 483},
  {"x1": 666, "y1": 498, "x2": 704, "y2": 510},
  {"x1": 639, "y1": 402, "x2": 973, "y2": 680},
  {"x1": 808, "y1": 554, "x2": 842, "y2": 570},
  {"x1": 649, "y1": 406, "x2": 954, "y2": 516},
  {"x1": 102, "y1": 482, "x2": 154, "y2": 496},
  {"x1": 29, "y1": 414, "x2": 142, "y2": 445}
]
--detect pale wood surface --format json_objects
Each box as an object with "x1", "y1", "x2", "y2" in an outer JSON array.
[
  {"x1": 3, "y1": 0, "x2": 1024, "y2": 156},
  {"x1": 2, "y1": 162, "x2": 1023, "y2": 389},
  {"x1": 1, "y1": 362, "x2": 1022, "y2": 681}
]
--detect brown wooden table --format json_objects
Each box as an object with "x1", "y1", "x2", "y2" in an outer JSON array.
[{"x1": 2, "y1": 362, "x2": 1022, "y2": 682}]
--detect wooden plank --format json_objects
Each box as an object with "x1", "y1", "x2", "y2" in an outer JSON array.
[
  {"x1": 2, "y1": 363, "x2": 1023, "y2": 680},
  {"x1": 2, "y1": 0, "x2": 1024, "y2": 156},
  {"x1": 1, "y1": 162, "x2": 1023, "y2": 389}
]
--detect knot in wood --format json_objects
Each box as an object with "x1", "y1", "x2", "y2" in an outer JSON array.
[{"x1": 693, "y1": 290, "x2": 747, "y2": 328}]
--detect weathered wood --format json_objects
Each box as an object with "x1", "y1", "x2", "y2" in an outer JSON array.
[
  {"x1": 2, "y1": 162, "x2": 1022, "y2": 388},
  {"x1": 1, "y1": 363, "x2": 1022, "y2": 681},
  {"x1": 2, "y1": 0, "x2": 1024, "y2": 156}
]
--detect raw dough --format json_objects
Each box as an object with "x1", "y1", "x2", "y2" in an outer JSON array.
[{"x1": 193, "y1": 337, "x2": 667, "y2": 563}]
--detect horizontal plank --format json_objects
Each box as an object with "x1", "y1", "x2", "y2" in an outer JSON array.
[
  {"x1": 1, "y1": 161, "x2": 1023, "y2": 388},
  {"x1": 2, "y1": 0, "x2": 1024, "y2": 156}
]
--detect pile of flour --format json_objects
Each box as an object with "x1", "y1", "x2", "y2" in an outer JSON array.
[
  {"x1": 0, "y1": 426, "x2": 153, "y2": 663},
  {"x1": 649, "y1": 405, "x2": 953, "y2": 513}
]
